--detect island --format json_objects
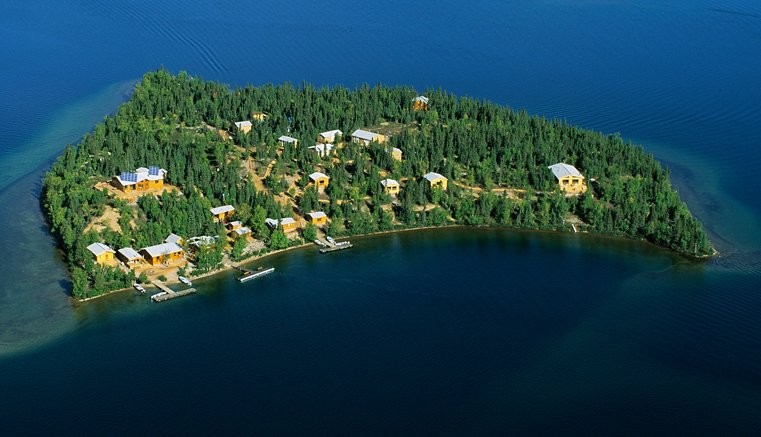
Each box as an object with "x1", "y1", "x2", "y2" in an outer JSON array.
[{"x1": 41, "y1": 69, "x2": 713, "y2": 300}]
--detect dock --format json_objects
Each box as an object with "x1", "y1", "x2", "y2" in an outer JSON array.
[
  {"x1": 319, "y1": 240, "x2": 353, "y2": 253},
  {"x1": 150, "y1": 281, "x2": 196, "y2": 302}
]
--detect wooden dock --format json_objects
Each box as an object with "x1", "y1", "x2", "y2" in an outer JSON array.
[
  {"x1": 319, "y1": 242, "x2": 353, "y2": 253},
  {"x1": 150, "y1": 281, "x2": 196, "y2": 302}
]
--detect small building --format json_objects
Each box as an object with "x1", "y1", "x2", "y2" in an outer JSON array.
[
  {"x1": 309, "y1": 171, "x2": 330, "y2": 190},
  {"x1": 308, "y1": 143, "x2": 334, "y2": 158},
  {"x1": 381, "y1": 178, "x2": 400, "y2": 195},
  {"x1": 234, "y1": 120, "x2": 252, "y2": 134},
  {"x1": 165, "y1": 233, "x2": 184, "y2": 246},
  {"x1": 188, "y1": 235, "x2": 218, "y2": 251},
  {"x1": 548, "y1": 163, "x2": 588, "y2": 194},
  {"x1": 390, "y1": 147, "x2": 403, "y2": 161},
  {"x1": 112, "y1": 166, "x2": 167, "y2": 193},
  {"x1": 278, "y1": 135, "x2": 299, "y2": 148},
  {"x1": 351, "y1": 129, "x2": 387, "y2": 146},
  {"x1": 210, "y1": 205, "x2": 235, "y2": 221},
  {"x1": 307, "y1": 211, "x2": 328, "y2": 226},
  {"x1": 117, "y1": 247, "x2": 144, "y2": 268},
  {"x1": 251, "y1": 111, "x2": 268, "y2": 121},
  {"x1": 412, "y1": 95, "x2": 429, "y2": 111},
  {"x1": 265, "y1": 217, "x2": 299, "y2": 233},
  {"x1": 423, "y1": 172, "x2": 448, "y2": 190},
  {"x1": 87, "y1": 242, "x2": 115, "y2": 266},
  {"x1": 318, "y1": 129, "x2": 342, "y2": 144},
  {"x1": 140, "y1": 242, "x2": 185, "y2": 266},
  {"x1": 232, "y1": 226, "x2": 252, "y2": 239},
  {"x1": 227, "y1": 221, "x2": 243, "y2": 231}
]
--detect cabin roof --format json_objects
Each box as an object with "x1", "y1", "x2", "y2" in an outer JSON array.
[
  {"x1": 87, "y1": 242, "x2": 115, "y2": 256},
  {"x1": 351, "y1": 129, "x2": 380, "y2": 141},
  {"x1": 548, "y1": 163, "x2": 583, "y2": 179},
  {"x1": 423, "y1": 172, "x2": 446, "y2": 182},
  {"x1": 319, "y1": 129, "x2": 342, "y2": 137},
  {"x1": 391, "y1": 147, "x2": 402, "y2": 154},
  {"x1": 117, "y1": 247, "x2": 142, "y2": 260},
  {"x1": 309, "y1": 171, "x2": 329, "y2": 181},
  {"x1": 234, "y1": 120, "x2": 252, "y2": 128},
  {"x1": 308, "y1": 211, "x2": 327, "y2": 219},
  {"x1": 165, "y1": 233, "x2": 183, "y2": 244},
  {"x1": 265, "y1": 217, "x2": 296, "y2": 227},
  {"x1": 115, "y1": 166, "x2": 166, "y2": 185},
  {"x1": 141, "y1": 242, "x2": 183, "y2": 258},
  {"x1": 210, "y1": 205, "x2": 235, "y2": 215},
  {"x1": 413, "y1": 95, "x2": 429, "y2": 104},
  {"x1": 228, "y1": 221, "x2": 242, "y2": 227},
  {"x1": 278, "y1": 135, "x2": 298, "y2": 143},
  {"x1": 309, "y1": 143, "x2": 334, "y2": 153},
  {"x1": 381, "y1": 178, "x2": 399, "y2": 187},
  {"x1": 234, "y1": 227, "x2": 251, "y2": 235}
]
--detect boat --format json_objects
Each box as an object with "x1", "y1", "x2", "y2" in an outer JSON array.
[
  {"x1": 178, "y1": 276, "x2": 192, "y2": 286},
  {"x1": 326, "y1": 236, "x2": 337, "y2": 245},
  {"x1": 238, "y1": 266, "x2": 275, "y2": 283},
  {"x1": 134, "y1": 283, "x2": 146, "y2": 293},
  {"x1": 314, "y1": 239, "x2": 327, "y2": 247}
]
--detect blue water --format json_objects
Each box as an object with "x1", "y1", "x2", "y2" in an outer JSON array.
[{"x1": 1, "y1": 0, "x2": 760, "y2": 433}]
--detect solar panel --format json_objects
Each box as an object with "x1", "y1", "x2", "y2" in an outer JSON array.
[{"x1": 148, "y1": 166, "x2": 160, "y2": 176}]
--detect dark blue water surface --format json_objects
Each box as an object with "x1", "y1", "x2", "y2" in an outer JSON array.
[{"x1": 1, "y1": 0, "x2": 761, "y2": 434}]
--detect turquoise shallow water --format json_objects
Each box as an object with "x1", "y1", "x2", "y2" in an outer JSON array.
[{"x1": 1, "y1": 0, "x2": 760, "y2": 433}]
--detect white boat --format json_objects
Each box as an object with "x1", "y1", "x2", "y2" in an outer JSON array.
[
  {"x1": 134, "y1": 283, "x2": 146, "y2": 293},
  {"x1": 178, "y1": 276, "x2": 192, "y2": 286},
  {"x1": 326, "y1": 236, "x2": 337, "y2": 245},
  {"x1": 238, "y1": 266, "x2": 275, "y2": 283}
]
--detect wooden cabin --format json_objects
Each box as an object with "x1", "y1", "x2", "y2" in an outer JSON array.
[
  {"x1": 423, "y1": 172, "x2": 448, "y2": 190},
  {"x1": 251, "y1": 111, "x2": 268, "y2": 121},
  {"x1": 351, "y1": 129, "x2": 387, "y2": 146},
  {"x1": 117, "y1": 247, "x2": 144, "y2": 268},
  {"x1": 412, "y1": 95, "x2": 429, "y2": 111},
  {"x1": 87, "y1": 242, "x2": 115, "y2": 266},
  {"x1": 278, "y1": 135, "x2": 299, "y2": 148},
  {"x1": 234, "y1": 120, "x2": 252, "y2": 134},
  {"x1": 548, "y1": 163, "x2": 588, "y2": 194},
  {"x1": 308, "y1": 143, "x2": 334, "y2": 158},
  {"x1": 318, "y1": 129, "x2": 342, "y2": 144},
  {"x1": 309, "y1": 172, "x2": 330, "y2": 190},
  {"x1": 265, "y1": 217, "x2": 300, "y2": 233},
  {"x1": 226, "y1": 221, "x2": 243, "y2": 231},
  {"x1": 140, "y1": 242, "x2": 185, "y2": 266},
  {"x1": 307, "y1": 211, "x2": 328, "y2": 226},
  {"x1": 210, "y1": 205, "x2": 235, "y2": 222},
  {"x1": 112, "y1": 166, "x2": 166, "y2": 193},
  {"x1": 231, "y1": 226, "x2": 252, "y2": 240},
  {"x1": 381, "y1": 178, "x2": 400, "y2": 195},
  {"x1": 390, "y1": 147, "x2": 403, "y2": 161}
]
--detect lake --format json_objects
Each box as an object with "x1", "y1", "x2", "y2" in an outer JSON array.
[{"x1": 1, "y1": 0, "x2": 760, "y2": 434}]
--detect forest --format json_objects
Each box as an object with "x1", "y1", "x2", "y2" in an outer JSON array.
[{"x1": 42, "y1": 69, "x2": 714, "y2": 299}]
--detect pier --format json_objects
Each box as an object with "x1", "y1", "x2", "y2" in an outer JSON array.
[
  {"x1": 319, "y1": 238, "x2": 353, "y2": 253},
  {"x1": 150, "y1": 281, "x2": 196, "y2": 302}
]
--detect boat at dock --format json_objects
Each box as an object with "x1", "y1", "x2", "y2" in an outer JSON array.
[
  {"x1": 319, "y1": 240, "x2": 353, "y2": 253},
  {"x1": 238, "y1": 266, "x2": 275, "y2": 283},
  {"x1": 134, "y1": 283, "x2": 146, "y2": 293},
  {"x1": 178, "y1": 276, "x2": 192, "y2": 286}
]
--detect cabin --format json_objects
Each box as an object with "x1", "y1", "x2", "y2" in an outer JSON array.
[
  {"x1": 548, "y1": 163, "x2": 588, "y2": 194},
  {"x1": 112, "y1": 166, "x2": 166, "y2": 193},
  {"x1": 116, "y1": 247, "x2": 144, "y2": 268},
  {"x1": 227, "y1": 221, "x2": 243, "y2": 231},
  {"x1": 188, "y1": 235, "x2": 218, "y2": 251},
  {"x1": 234, "y1": 120, "x2": 252, "y2": 134},
  {"x1": 381, "y1": 178, "x2": 400, "y2": 195},
  {"x1": 307, "y1": 211, "x2": 328, "y2": 226},
  {"x1": 278, "y1": 135, "x2": 299, "y2": 148},
  {"x1": 390, "y1": 147, "x2": 403, "y2": 161},
  {"x1": 265, "y1": 217, "x2": 299, "y2": 233},
  {"x1": 165, "y1": 233, "x2": 184, "y2": 246},
  {"x1": 423, "y1": 172, "x2": 448, "y2": 190},
  {"x1": 309, "y1": 171, "x2": 330, "y2": 190},
  {"x1": 87, "y1": 242, "x2": 115, "y2": 266},
  {"x1": 251, "y1": 111, "x2": 268, "y2": 121},
  {"x1": 351, "y1": 129, "x2": 387, "y2": 146},
  {"x1": 232, "y1": 226, "x2": 251, "y2": 239},
  {"x1": 140, "y1": 242, "x2": 185, "y2": 266},
  {"x1": 308, "y1": 143, "x2": 334, "y2": 158},
  {"x1": 210, "y1": 205, "x2": 235, "y2": 221},
  {"x1": 412, "y1": 95, "x2": 429, "y2": 111},
  {"x1": 318, "y1": 129, "x2": 342, "y2": 144}
]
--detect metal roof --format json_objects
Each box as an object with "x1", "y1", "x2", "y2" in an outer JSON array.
[
  {"x1": 423, "y1": 172, "x2": 446, "y2": 182},
  {"x1": 210, "y1": 205, "x2": 235, "y2": 215},
  {"x1": 308, "y1": 211, "x2": 327, "y2": 219},
  {"x1": 319, "y1": 129, "x2": 342, "y2": 138},
  {"x1": 87, "y1": 242, "x2": 115, "y2": 256},
  {"x1": 140, "y1": 242, "x2": 183, "y2": 258},
  {"x1": 381, "y1": 178, "x2": 399, "y2": 187},
  {"x1": 234, "y1": 227, "x2": 251, "y2": 235},
  {"x1": 278, "y1": 135, "x2": 298, "y2": 143},
  {"x1": 265, "y1": 217, "x2": 296, "y2": 227},
  {"x1": 117, "y1": 247, "x2": 142, "y2": 260},
  {"x1": 413, "y1": 96, "x2": 429, "y2": 104},
  {"x1": 548, "y1": 163, "x2": 583, "y2": 180},
  {"x1": 165, "y1": 233, "x2": 183, "y2": 244},
  {"x1": 235, "y1": 120, "x2": 252, "y2": 128},
  {"x1": 309, "y1": 171, "x2": 329, "y2": 181},
  {"x1": 351, "y1": 129, "x2": 380, "y2": 141}
]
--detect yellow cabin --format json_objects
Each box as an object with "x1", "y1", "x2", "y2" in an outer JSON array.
[
  {"x1": 548, "y1": 163, "x2": 588, "y2": 194},
  {"x1": 307, "y1": 211, "x2": 328, "y2": 226},
  {"x1": 251, "y1": 111, "x2": 268, "y2": 121},
  {"x1": 390, "y1": 147, "x2": 402, "y2": 161},
  {"x1": 266, "y1": 217, "x2": 300, "y2": 233},
  {"x1": 87, "y1": 242, "x2": 115, "y2": 266},
  {"x1": 412, "y1": 95, "x2": 429, "y2": 111},
  {"x1": 112, "y1": 166, "x2": 166, "y2": 193},
  {"x1": 234, "y1": 120, "x2": 252, "y2": 134},
  {"x1": 351, "y1": 129, "x2": 387, "y2": 146},
  {"x1": 423, "y1": 172, "x2": 448, "y2": 190},
  {"x1": 140, "y1": 242, "x2": 185, "y2": 266},
  {"x1": 117, "y1": 247, "x2": 144, "y2": 268},
  {"x1": 278, "y1": 135, "x2": 299, "y2": 148},
  {"x1": 318, "y1": 129, "x2": 342, "y2": 144},
  {"x1": 210, "y1": 205, "x2": 235, "y2": 222},
  {"x1": 381, "y1": 178, "x2": 400, "y2": 195},
  {"x1": 309, "y1": 172, "x2": 330, "y2": 190}
]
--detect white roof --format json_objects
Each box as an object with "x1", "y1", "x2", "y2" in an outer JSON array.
[
  {"x1": 278, "y1": 135, "x2": 298, "y2": 143},
  {"x1": 87, "y1": 242, "x2": 115, "y2": 256},
  {"x1": 165, "y1": 233, "x2": 183, "y2": 244},
  {"x1": 141, "y1": 242, "x2": 183, "y2": 258},
  {"x1": 381, "y1": 178, "x2": 399, "y2": 187},
  {"x1": 308, "y1": 211, "x2": 327, "y2": 219},
  {"x1": 548, "y1": 163, "x2": 583, "y2": 179},
  {"x1": 319, "y1": 129, "x2": 342, "y2": 138},
  {"x1": 117, "y1": 247, "x2": 142, "y2": 260},
  {"x1": 423, "y1": 172, "x2": 446, "y2": 182},
  {"x1": 413, "y1": 96, "x2": 429, "y2": 104},
  {"x1": 235, "y1": 120, "x2": 252, "y2": 129},
  {"x1": 234, "y1": 227, "x2": 251, "y2": 235},
  {"x1": 228, "y1": 221, "x2": 242, "y2": 227},
  {"x1": 309, "y1": 171, "x2": 329, "y2": 181},
  {"x1": 351, "y1": 129, "x2": 380, "y2": 141},
  {"x1": 391, "y1": 147, "x2": 402, "y2": 154},
  {"x1": 210, "y1": 205, "x2": 235, "y2": 215},
  {"x1": 309, "y1": 143, "x2": 334, "y2": 155},
  {"x1": 115, "y1": 166, "x2": 166, "y2": 186},
  {"x1": 265, "y1": 217, "x2": 295, "y2": 227}
]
